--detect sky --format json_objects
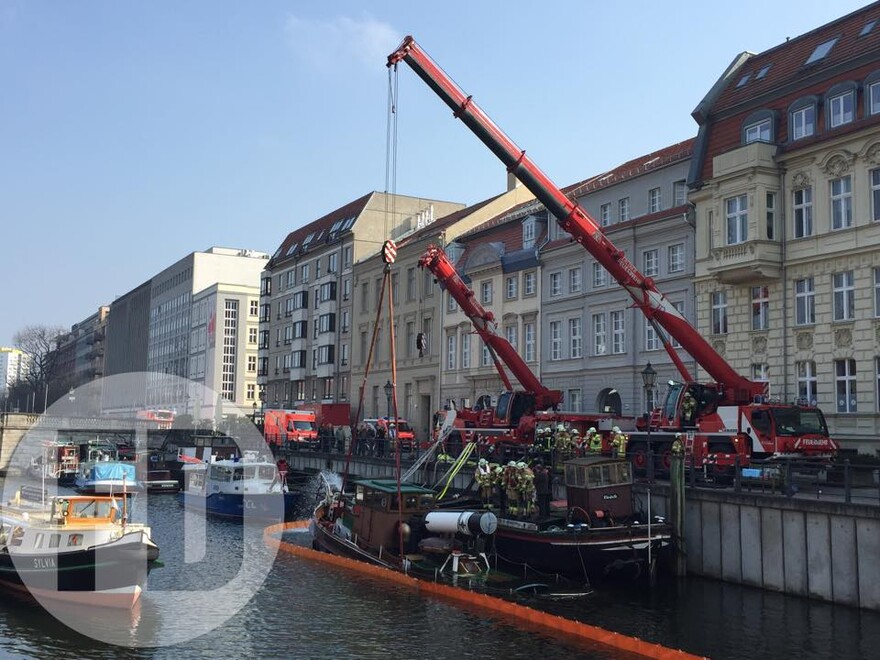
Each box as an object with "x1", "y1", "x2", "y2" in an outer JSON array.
[{"x1": 0, "y1": 0, "x2": 873, "y2": 346}]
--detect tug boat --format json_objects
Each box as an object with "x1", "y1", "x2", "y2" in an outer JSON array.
[
  {"x1": 178, "y1": 452, "x2": 298, "y2": 520},
  {"x1": 312, "y1": 477, "x2": 590, "y2": 599},
  {"x1": 490, "y1": 455, "x2": 672, "y2": 580},
  {"x1": 0, "y1": 487, "x2": 160, "y2": 609}
]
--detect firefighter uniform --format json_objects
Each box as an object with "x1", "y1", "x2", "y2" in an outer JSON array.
[
  {"x1": 611, "y1": 426, "x2": 629, "y2": 459},
  {"x1": 587, "y1": 427, "x2": 603, "y2": 453}
]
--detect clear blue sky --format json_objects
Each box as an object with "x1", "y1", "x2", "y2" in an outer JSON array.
[{"x1": 0, "y1": 0, "x2": 871, "y2": 345}]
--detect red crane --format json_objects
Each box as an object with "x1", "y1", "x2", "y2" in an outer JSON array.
[{"x1": 389, "y1": 36, "x2": 837, "y2": 466}]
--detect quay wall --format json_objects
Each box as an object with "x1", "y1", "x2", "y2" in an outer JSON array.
[
  {"x1": 634, "y1": 485, "x2": 880, "y2": 611},
  {"x1": 0, "y1": 413, "x2": 39, "y2": 473}
]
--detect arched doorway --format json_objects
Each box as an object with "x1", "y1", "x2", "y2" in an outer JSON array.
[{"x1": 596, "y1": 388, "x2": 622, "y2": 415}]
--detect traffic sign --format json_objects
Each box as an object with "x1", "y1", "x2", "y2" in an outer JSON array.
[{"x1": 382, "y1": 240, "x2": 397, "y2": 264}]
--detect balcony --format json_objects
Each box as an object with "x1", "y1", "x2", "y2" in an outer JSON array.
[{"x1": 706, "y1": 239, "x2": 782, "y2": 284}]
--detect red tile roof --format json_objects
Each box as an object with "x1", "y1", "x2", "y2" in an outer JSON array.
[
  {"x1": 712, "y1": 3, "x2": 880, "y2": 114},
  {"x1": 268, "y1": 192, "x2": 373, "y2": 269}
]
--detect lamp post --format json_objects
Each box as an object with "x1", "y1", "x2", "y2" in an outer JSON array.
[
  {"x1": 641, "y1": 362, "x2": 657, "y2": 481},
  {"x1": 383, "y1": 380, "x2": 393, "y2": 419}
]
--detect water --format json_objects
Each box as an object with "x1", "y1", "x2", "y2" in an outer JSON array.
[{"x1": 0, "y1": 486, "x2": 878, "y2": 659}]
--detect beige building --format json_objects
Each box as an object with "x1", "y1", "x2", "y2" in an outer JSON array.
[
  {"x1": 350, "y1": 186, "x2": 536, "y2": 439},
  {"x1": 689, "y1": 3, "x2": 880, "y2": 451},
  {"x1": 260, "y1": 192, "x2": 464, "y2": 413}
]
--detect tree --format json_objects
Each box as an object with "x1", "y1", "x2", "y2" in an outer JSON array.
[{"x1": 13, "y1": 324, "x2": 67, "y2": 412}]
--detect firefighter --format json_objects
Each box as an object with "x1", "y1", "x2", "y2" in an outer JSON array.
[
  {"x1": 554, "y1": 424, "x2": 573, "y2": 458},
  {"x1": 503, "y1": 461, "x2": 519, "y2": 516},
  {"x1": 533, "y1": 460, "x2": 551, "y2": 517},
  {"x1": 494, "y1": 464, "x2": 505, "y2": 512},
  {"x1": 672, "y1": 433, "x2": 685, "y2": 456},
  {"x1": 611, "y1": 426, "x2": 629, "y2": 459},
  {"x1": 516, "y1": 461, "x2": 535, "y2": 517},
  {"x1": 587, "y1": 426, "x2": 603, "y2": 453},
  {"x1": 570, "y1": 427, "x2": 583, "y2": 456},
  {"x1": 682, "y1": 391, "x2": 697, "y2": 425},
  {"x1": 475, "y1": 458, "x2": 494, "y2": 508}
]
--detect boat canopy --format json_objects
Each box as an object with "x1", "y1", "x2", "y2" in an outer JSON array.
[{"x1": 90, "y1": 462, "x2": 137, "y2": 482}]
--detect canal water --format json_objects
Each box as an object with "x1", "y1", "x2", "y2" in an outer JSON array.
[{"x1": 0, "y1": 486, "x2": 878, "y2": 659}]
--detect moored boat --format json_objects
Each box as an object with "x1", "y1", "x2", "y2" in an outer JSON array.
[
  {"x1": 0, "y1": 488, "x2": 160, "y2": 609},
  {"x1": 74, "y1": 440, "x2": 141, "y2": 494},
  {"x1": 27, "y1": 440, "x2": 80, "y2": 487},
  {"x1": 178, "y1": 453, "x2": 298, "y2": 520}
]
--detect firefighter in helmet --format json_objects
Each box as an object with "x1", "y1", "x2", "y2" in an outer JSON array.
[
  {"x1": 611, "y1": 426, "x2": 629, "y2": 459},
  {"x1": 672, "y1": 433, "x2": 685, "y2": 456},
  {"x1": 587, "y1": 426, "x2": 603, "y2": 453},
  {"x1": 503, "y1": 461, "x2": 519, "y2": 516},
  {"x1": 682, "y1": 390, "x2": 697, "y2": 425},
  {"x1": 476, "y1": 458, "x2": 494, "y2": 509}
]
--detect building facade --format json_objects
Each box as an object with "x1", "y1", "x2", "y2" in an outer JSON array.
[
  {"x1": 259, "y1": 192, "x2": 465, "y2": 413},
  {"x1": 689, "y1": 2, "x2": 880, "y2": 451},
  {"x1": 0, "y1": 347, "x2": 24, "y2": 397},
  {"x1": 540, "y1": 140, "x2": 696, "y2": 418}
]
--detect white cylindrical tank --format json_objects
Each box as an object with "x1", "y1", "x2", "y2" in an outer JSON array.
[{"x1": 424, "y1": 510, "x2": 497, "y2": 536}]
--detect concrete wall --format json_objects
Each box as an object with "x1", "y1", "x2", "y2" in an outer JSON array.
[{"x1": 635, "y1": 485, "x2": 880, "y2": 610}]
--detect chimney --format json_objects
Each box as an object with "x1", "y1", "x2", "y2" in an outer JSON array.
[{"x1": 507, "y1": 171, "x2": 522, "y2": 191}]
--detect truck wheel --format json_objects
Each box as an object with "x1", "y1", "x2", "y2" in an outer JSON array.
[{"x1": 629, "y1": 443, "x2": 648, "y2": 475}]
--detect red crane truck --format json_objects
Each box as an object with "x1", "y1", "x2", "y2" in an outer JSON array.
[{"x1": 390, "y1": 36, "x2": 838, "y2": 474}]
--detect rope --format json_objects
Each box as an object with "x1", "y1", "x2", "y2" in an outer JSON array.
[{"x1": 436, "y1": 441, "x2": 476, "y2": 500}]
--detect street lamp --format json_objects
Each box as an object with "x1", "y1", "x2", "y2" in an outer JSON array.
[
  {"x1": 383, "y1": 380, "x2": 393, "y2": 419},
  {"x1": 68, "y1": 387, "x2": 76, "y2": 404},
  {"x1": 641, "y1": 362, "x2": 657, "y2": 480}
]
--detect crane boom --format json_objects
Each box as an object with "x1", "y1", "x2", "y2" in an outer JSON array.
[
  {"x1": 419, "y1": 245, "x2": 563, "y2": 411},
  {"x1": 388, "y1": 36, "x2": 763, "y2": 406}
]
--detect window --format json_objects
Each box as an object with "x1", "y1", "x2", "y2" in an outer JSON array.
[
  {"x1": 447, "y1": 292, "x2": 457, "y2": 313},
  {"x1": 568, "y1": 268, "x2": 582, "y2": 293},
  {"x1": 482, "y1": 342, "x2": 491, "y2": 367},
  {"x1": 328, "y1": 253, "x2": 338, "y2": 273},
  {"x1": 284, "y1": 297, "x2": 295, "y2": 317},
  {"x1": 745, "y1": 118, "x2": 771, "y2": 143},
  {"x1": 259, "y1": 303, "x2": 270, "y2": 323},
  {"x1": 643, "y1": 249, "x2": 658, "y2": 277},
  {"x1": 592, "y1": 313, "x2": 606, "y2": 355},
  {"x1": 756, "y1": 64, "x2": 771, "y2": 79},
  {"x1": 550, "y1": 272, "x2": 562, "y2": 296},
  {"x1": 673, "y1": 180, "x2": 687, "y2": 206},
  {"x1": 600, "y1": 203, "x2": 611, "y2": 227},
  {"x1": 258, "y1": 330, "x2": 269, "y2": 349},
  {"x1": 249, "y1": 300, "x2": 259, "y2": 317},
  {"x1": 828, "y1": 90, "x2": 854, "y2": 128},
  {"x1": 461, "y1": 333, "x2": 471, "y2": 368},
  {"x1": 260, "y1": 276, "x2": 272, "y2": 296},
  {"x1": 506, "y1": 275, "x2": 518, "y2": 300},
  {"x1": 611, "y1": 311, "x2": 625, "y2": 354},
  {"x1": 797, "y1": 361, "x2": 818, "y2": 406},
  {"x1": 592, "y1": 262, "x2": 607, "y2": 287},
  {"x1": 504, "y1": 325, "x2": 517, "y2": 351},
  {"x1": 766, "y1": 192, "x2": 776, "y2": 240},
  {"x1": 319, "y1": 281, "x2": 337, "y2": 302},
  {"x1": 795, "y1": 278, "x2": 815, "y2": 325},
  {"x1": 480, "y1": 281, "x2": 493, "y2": 304},
  {"x1": 875, "y1": 268, "x2": 880, "y2": 317},
  {"x1": 668, "y1": 243, "x2": 684, "y2": 273},
  {"x1": 618, "y1": 197, "x2": 630, "y2": 222},
  {"x1": 343, "y1": 245, "x2": 352, "y2": 268},
  {"x1": 645, "y1": 318, "x2": 659, "y2": 351},
  {"x1": 712, "y1": 291, "x2": 728, "y2": 334},
  {"x1": 648, "y1": 187, "x2": 661, "y2": 213},
  {"x1": 793, "y1": 187, "x2": 813, "y2": 238},
  {"x1": 248, "y1": 327, "x2": 257, "y2": 344},
  {"x1": 523, "y1": 218, "x2": 536, "y2": 249},
  {"x1": 343, "y1": 278, "x2": 351, "y2": 301},
  {"x1": 292, "y1": 291, "x2": 308, "y2": 309},
  {"x1": 806, "y1": 38, "x2": 837, "y2": 65},
  {"x1": 423, "y1": 269, "x2": 434, "y2": 297},
  {"x1": 286, "y1": 270, "x2": 296, "y2": 289},
  {"x1": 830, "y1": 176, "x2": 853, "y2": 230},
  {"x1": 300, "y1": 263, "x2": 309, "y2": 283},
  {"x1": 523, "y1": 272, "x2": 536, "y2": 296},
  {"x1": 246, "y1": 383, "x2": 255, "y2": 400},
  {"x1": 791, "y1": 105, "x2": 815, "y2": 140},
  {"x1": 405, "y1": 321, "x2": 414, "y2": 358},
  {"x1": 446, "y1": 334, "x2": 457, "y2": 370},
  {"x1": 318, "y1": 313, "x2": 336, "y2": 333},
  {"x1": 340, "y1": 343, "x2": 349, "y2": 366},
  {"x1": 835, "y1": 359, "x2": 857, "y2": 413},
  {"x1": 549, "y1": 321, "x2": 562, "y2": 360},
  {"x1": 726, "y1": 195, "x2": 748, "y2": 245},
  {"x1": 524, "y1": 323, "x2": 535, "y2": 362},
  {"x1": 870, "y1": 80, "x2": 880, "y2": 116},
  {"x1": 568, "y1": 389, "x2": 582, "y2": 413},
  {"x1": 752, "y1": 363, "x2": 770, "y2": 395},
  {"x1": 247, "y1": 355, "x2": 257, "y2": 373},
  {"x1": 315, "y1": 259, "x2": 322, "y2": 279},
  {"x1": 751, "y1": 286, "x2": 769, "y2": 330},
  {"x1": 406, "y1": 268, "x2": 416, "y2": 301},
  {"x1": 293, "y1": 320, "x2": 307, "y2": 339},
  {"x1": 391, "y1": 273, "x2": 399, "y2": 305},
  {"x1": 872, "y1": 169, "x2": 880, "y2": 222},
  {"x1": 341, "y1": 311, "x2": 349, "y2": 333},
  {"x1": 292, "y1": 351, "x2": 306, "y2": 368},
  {"x1": 569, "y1": 318, "x2": 582, "y2": 359},
  {"x1": 833, "y1": 271, "x2": 855, "y2": 321}
]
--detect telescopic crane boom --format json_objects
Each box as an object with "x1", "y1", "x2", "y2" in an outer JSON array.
[
  {"x1": 419, "y1": 245, "x2": 563, "y2": 411},
  {"x1": 388, "y1": 36, "x2": 762, "y2": 407}
]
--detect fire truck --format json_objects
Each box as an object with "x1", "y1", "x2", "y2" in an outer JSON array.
[{"x1": 391, "y1": 36, "x2": 838, "y2": 473}]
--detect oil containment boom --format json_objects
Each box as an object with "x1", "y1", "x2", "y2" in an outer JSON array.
[{"x1": 388, "y1": 36, "x2": 763, "y2": 407}]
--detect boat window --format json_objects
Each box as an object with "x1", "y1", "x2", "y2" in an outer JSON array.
[
  {"x1": 617, "y1": 462, "x2": 632, "y2": 484},
  {"x1": 243, "y1": 467, "x2": 257, "y2": 480},
  {"x1": 233, "y1": 468, "x2": 245, "y2": 481},
  {"x1": 575, "y1": 466, "x2": 586, "y2": 487},
  {"x1": 564, "y1": 463, "x2": 577, "y2": 487},
  {"x1": 34, "y1": 533, "x2": 44, "y2": 549},
  {"x1": 259, "y1": 466, "x2": 277, "y2": 480},
  {"x1": 588, "y1": 466, "x2": 602, "y2": 487},
  {"x1": 11, "y1": 527, "x2": 25, "y2": 547},
  {"x1": 210, "y1": 466, "x2": 232, "y2": 482},
  {"x1": 419, "y1": 494, "x2": 434, "y2": 509},
  {"x1": 68, "y1": 534, "x2": 83, "y2": 547},
  {"x1": 49, "y1": 534, "x2": 61, "y2": 548},
  {"x1": 355, "y1": 485, "x2": 364, "y2": 501}
]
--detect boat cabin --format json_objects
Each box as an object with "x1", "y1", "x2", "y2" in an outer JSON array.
[
  {"x1": 351, "y1": 479, "x2": 435, "y2": 549},
  {"x1": 563, "y1": 456, "x2": 634, "y2": 525}
]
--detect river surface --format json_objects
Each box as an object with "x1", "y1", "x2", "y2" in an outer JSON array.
[{"x1": 0, "y1": 483, "x2": 878, "y2": 659}]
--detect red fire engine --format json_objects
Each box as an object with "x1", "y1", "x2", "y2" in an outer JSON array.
[{"x1": 391, "y1": 35, "x2": 838, "y2": 474}]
